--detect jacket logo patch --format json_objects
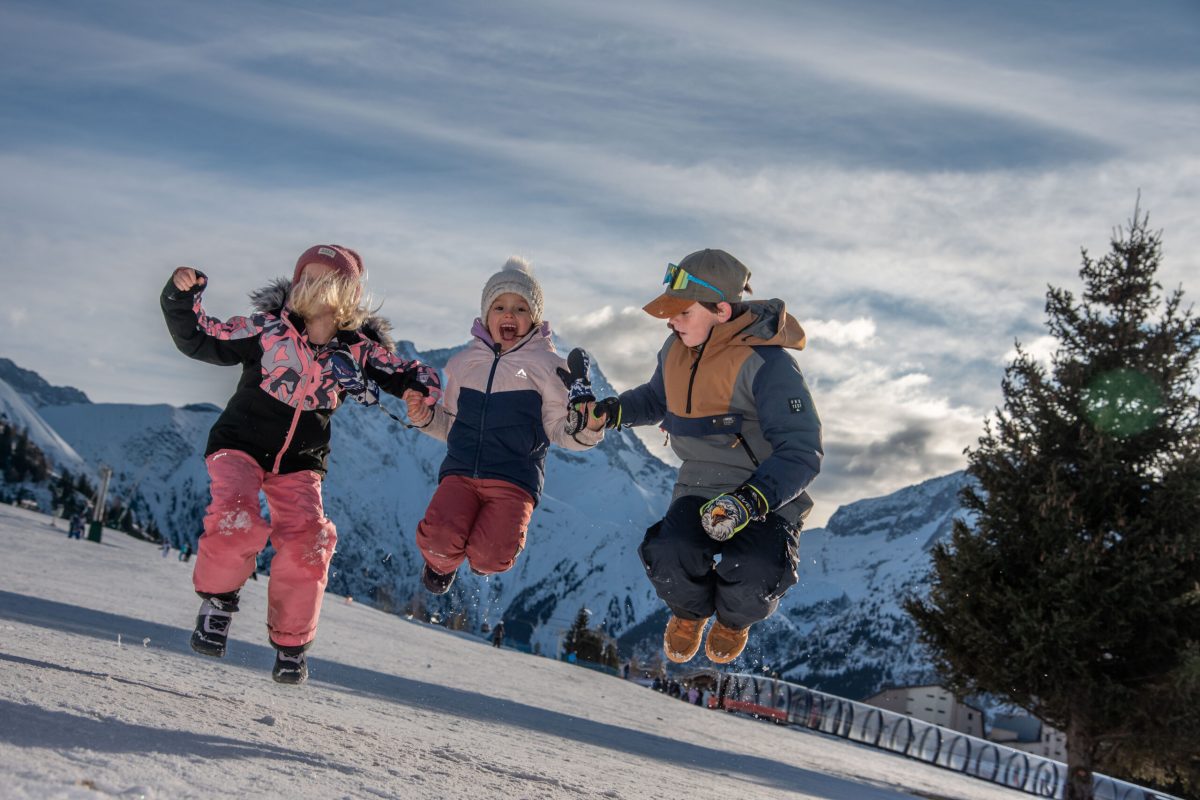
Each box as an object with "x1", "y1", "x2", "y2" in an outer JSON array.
[
  {"x1": 715, "y1": 416, "x2": 737, "y2": 427},
  {"x1": 515, "y1": 368, "x2": 528, "y2": 379},
  {"x1": 789, "y1": 397, "x2": 804, "y2": 413}
]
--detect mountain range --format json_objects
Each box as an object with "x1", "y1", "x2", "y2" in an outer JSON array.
[{"x1": 0, "y1": 347, "x2": 961, "y2": 698}]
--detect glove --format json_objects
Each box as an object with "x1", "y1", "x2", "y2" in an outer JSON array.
[
  {"x1": 407, "y1": 364, "x2": 443, "y2": 405},
  {"x1": 328, "y1": 347, "x2": 380, "y2": 407},
  {"x1": 556, "y1": 348, "x2": 595, "y2": 405},
  {"x1": 699, "y1": 484, "x2": 769, "y2": 541},
  {"x1": 557, "y1": 348, "x2": 595, "y2": 435},
  {"x1": 592, "y1": 397, "x2": 622, "y2": 430}
]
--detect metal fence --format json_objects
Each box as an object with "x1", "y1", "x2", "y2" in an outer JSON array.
[{"x1": 713, "y1": 673, "x2": 1180, "y2": 800}]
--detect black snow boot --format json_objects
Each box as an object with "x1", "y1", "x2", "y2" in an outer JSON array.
[
  {"x1": 272, "y1": 643, "x2": 309, "y2": 685},
  {"x1": 421, "y1": 563, "x2": 456, "y2": 595},
  {"x1": 189, "y1": 592, "x2": 240, "y2": 658}
]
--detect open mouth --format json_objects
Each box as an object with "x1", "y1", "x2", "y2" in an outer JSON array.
[{"x1": 499, "y1": 323, "x2": 519, "y2": 341}]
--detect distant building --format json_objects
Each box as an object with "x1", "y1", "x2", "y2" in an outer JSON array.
[
  {"x1": 864, "y1": 684, "x2": 985, "y2": 738},
  {"x1": 988, "y1": 713, "x2": 1068, "y2": 761}
]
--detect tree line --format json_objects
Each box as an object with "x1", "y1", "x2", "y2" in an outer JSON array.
[{"x1": 0, "y1": 418, "x2": 161, "y2": 541}]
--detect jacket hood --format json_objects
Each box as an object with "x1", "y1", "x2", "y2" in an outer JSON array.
[
  {"x1": 709, "y1": 298, "x2": 806, "y2": 351},
  {"x1": 249, "y1": 277, "x2": 396, "y2": 350}
]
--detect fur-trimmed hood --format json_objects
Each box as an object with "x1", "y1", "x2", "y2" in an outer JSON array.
[{"x1": 249, "y1": 277, "x2": 396, "y2": 351}]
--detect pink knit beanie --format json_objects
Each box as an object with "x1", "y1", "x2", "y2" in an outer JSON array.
[{"x1": 292, "y1": 245, "x2": 364, "y2": 286}]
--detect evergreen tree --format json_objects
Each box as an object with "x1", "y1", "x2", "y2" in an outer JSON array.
[
  {"x1": 11, "y1": 428, "x2": 30, "y2": 482},
  {"x1": 55, "y1": 470, "x2": 73, "y2": 513},
  {"x1": 75, "y1": 473, "x2": 94, "y2": 501},
  {"x1": 0, "y1": 423, "x2": 12, "y2": 471},
  {"x1": 564, "y1": 607, "x2": 591, "y2": 658},
  {"x1": 906, "y1": 209, "x2": 1200, "y2": 799}
]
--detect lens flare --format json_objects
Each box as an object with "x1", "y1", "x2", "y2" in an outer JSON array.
[{"x1": 1081, "y1": 368, "x2": 1162, "y2": 437}]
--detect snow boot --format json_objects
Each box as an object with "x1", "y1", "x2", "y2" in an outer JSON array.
[
  {"x1": 189, "y1": 592, "x2": 239, "y2": 658},
  {"x1": 421, "y1": 563, "x2": 456, "y2": 595},
  {"x1": 705, "y1": 619, "x2": 749, "y2": 664},
  {"x1": 663, "y1": 615, "x2": 708, "y2": 663},
  {"x1": 272, "y1": 643, "x2": 309, "y2": 685}
]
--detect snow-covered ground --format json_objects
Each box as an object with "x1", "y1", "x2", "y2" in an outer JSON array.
[{"x1": 0, "y1": 504, "x2": 1030, "y2": 800}]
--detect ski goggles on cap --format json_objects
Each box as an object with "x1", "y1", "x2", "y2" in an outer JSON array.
[{"x1": 662, "y1": 263, "x2": 725, "y2": 300}]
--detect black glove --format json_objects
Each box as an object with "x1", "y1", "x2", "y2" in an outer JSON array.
[
  {"x1": 699, "y1": 484, "x2": 769, "y2": 541},
  {"x1": 592, "y1": 397, "x2": 623, "y2": 429}
]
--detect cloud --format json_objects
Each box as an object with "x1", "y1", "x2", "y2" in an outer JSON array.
[
  {"x1": 2, "y1": 1, "x2": 1198, "y2": 528},
  {"x1": 557, "y1": 305, "x2": 669, "y2": 390},
  {"x1": 804, "y1": 317, "x2": 877, "y2": 349},
  {"x1": 1004, "y1": 335, "x2": 1060, "y2": 368}
]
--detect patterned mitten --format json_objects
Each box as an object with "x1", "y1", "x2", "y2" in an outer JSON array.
[
  {"x1": 556, "y1": 348, "x2": 595, "y2": 434},
  {"x1": 699, "y1": 485, "x2": 769, "y2": 541},
  {"x1": 328, "y1": 347, "x2": 380, "y2": 407}
]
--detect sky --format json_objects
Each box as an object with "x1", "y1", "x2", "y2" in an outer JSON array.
[{"x1": 2, "y1": 0, "x2": 1198, "y2": 527}]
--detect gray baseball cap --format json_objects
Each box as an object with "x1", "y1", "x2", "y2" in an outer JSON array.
[{"x1": 643, "y1": 249, "x2": 751, "y2": 319}]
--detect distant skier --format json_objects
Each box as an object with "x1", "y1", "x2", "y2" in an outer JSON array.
[
  {"x1": 160, "y1": 539, "x2": 170, "y2": 558},
  {"x1": 405, "y1": 257, "x2": 606, "y2": 595},
  {"x1": 67, "y1": 512, "x2": 85, "y2": 540},
  {"x1": 592, "y1": 249, "x2": 822, "y2": 665},
  {"x1": 491, "y1": 620, "x2": 505, "y2": 648},
  {"x1": 161, "y1": 244, "x2": 441, "y2": 684}
]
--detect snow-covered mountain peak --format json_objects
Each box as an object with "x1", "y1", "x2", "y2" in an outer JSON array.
[
  {"x1": 0, "y1": 376, "x2": 86, "y2": 472},
  {"x1": 0, "y1": 357, "x2": 90, "y2": 407},
  {"x1": 824, "y1": 470, "x2": 968, "y2": 544}
]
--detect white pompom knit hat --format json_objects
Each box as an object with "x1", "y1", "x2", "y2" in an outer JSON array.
[{"x1": 480, "y1": 256, "x2": 544, "y2": 323}]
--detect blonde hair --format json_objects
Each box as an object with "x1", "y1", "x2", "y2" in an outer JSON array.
[{"x1": 288, "y1": 268, "x2": 372, "y2": 330}]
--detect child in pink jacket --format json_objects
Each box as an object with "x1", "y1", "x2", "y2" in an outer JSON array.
[
  {"x1": 162, "y1": 244, "x2": 440, "y2": 684},
  {"x1": 405, "y1": 257, "x2": 607, "y2": 594}
]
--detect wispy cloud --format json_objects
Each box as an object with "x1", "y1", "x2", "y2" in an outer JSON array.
[{"x1": 2, "y1": 0, "x2": 1197, "y2": 525}]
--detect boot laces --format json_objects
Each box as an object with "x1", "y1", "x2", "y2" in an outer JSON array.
[{"x1": 200, "y1": 600, "x2": 232, "y2": 634}]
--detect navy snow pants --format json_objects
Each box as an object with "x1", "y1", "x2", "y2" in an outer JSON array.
[{"x1": 638, "y1": 495, "x2": 800, "y2": 631}]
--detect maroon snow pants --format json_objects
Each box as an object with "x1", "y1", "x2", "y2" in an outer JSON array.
[{"x1": 415, "y1": 475, "x2": 533, "y2": 576}]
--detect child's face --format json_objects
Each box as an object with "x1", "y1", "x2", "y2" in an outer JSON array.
[
  {"x1": 668, "y1": 303, "x2": 721, "y2": 347},
  {"x1": 486, "y1": 292, "x2": 534, "y2": 351}
]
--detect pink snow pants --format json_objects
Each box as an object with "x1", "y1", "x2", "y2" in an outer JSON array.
[
  {"x1": 415, "y1": 475, "x2": 533, "y2": 576},
  {"x1": 193, "y1": 449, "x2": 337, "y2": 649}
]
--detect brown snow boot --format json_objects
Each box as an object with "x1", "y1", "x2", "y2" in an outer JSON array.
[
  {"x1": 663, "y1": 615, "x2": 708, "y2": 663},
  {"x1": 704, "y1": 619, "x2": 749, "y2": 664}
]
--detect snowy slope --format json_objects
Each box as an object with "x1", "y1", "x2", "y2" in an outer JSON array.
[
  {"x1": 0, "y1": 503, "x2": 1031, "y2": 800},
  {"x1": 0, "y1": 377, "x2": 86, "y2": 473},
  {"x1": 27, "y1": 353, "x2": 968, "y2": 699},
  {"x1": 38, "y1": 346, "x2": 678, "y2": 659}
]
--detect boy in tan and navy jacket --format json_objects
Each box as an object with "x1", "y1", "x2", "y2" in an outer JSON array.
[{"x1": 593, "y1": 249, "x2": 822, "y2": 665}]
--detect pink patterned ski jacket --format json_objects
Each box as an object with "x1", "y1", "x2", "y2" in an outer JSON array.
[{"x1": 161, "y1": 274, "x2": 437, "y2": 476}]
